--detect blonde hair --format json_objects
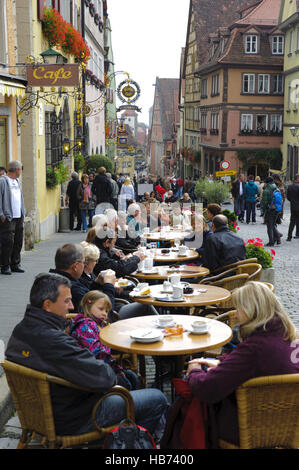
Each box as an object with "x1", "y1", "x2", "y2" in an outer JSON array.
[
  {"x1": 232, "y1": 282, "x2": 298, "y2": 341},
  {"x1": 80, "y1": 241, "x2": 100, "y2": 263},
  {"x1": 80, "y1": 290, "x2": 112, "y2": 319},
  {"x1": 123, "y1": 177, "x2": 131, "y2": 185}
]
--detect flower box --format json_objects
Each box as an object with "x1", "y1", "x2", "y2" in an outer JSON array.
[
  {"x1": 84, "y1": 0, "x2": 90, "y2": 6},
  {"x1": 89, "y1": 3, "x2": 95, "y2": 16},
  {"x1": 99, "y1": 21, "x2": 104, "y2": 33},
  {"x1": 94, "y1": 13, "x2": 100, "y2": 25}
]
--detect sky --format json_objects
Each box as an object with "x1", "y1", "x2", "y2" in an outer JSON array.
[{"x1": 107, "y1": 0, "x2": 190, "y2": 126}]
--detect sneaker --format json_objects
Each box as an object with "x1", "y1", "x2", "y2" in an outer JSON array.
[
  {"x1": 265, "y1": 242, "x2": 274, "y2": 247},
  {"x1": 287, "y1": 238, "x2": 292, "y2": 241},
  {"x1": 1, "y1": 266, "x2": 11, "y2": 275}
]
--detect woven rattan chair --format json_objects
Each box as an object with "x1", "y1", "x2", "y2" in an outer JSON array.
[
  {"x1": 195, "y1": 274, "x2": 249, "y2": 317},
  {"x1": 219, "y1": 374, "x2": 299, "y2": 449},
  {"x1": 211, "y1": 258, "x2": 258, "y2": 276},
  {"x1": 236, "y1": 263, "x2": 262, "y2": 281},
  {"x1": 2, "y1": 360, "x2": 135, "y2": 449}
]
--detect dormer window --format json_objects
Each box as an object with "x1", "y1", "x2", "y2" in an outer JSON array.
[
  {"x1": 272, "y1": 36, "x2": 284, "y2": 55},
  {"x1": 245, "y1": 35, "x2": 257, "y2": 53}
]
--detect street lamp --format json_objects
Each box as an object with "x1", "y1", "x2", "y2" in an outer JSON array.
[
  {"x1": 63, "y1": 135, "x2": 83, "y2": 155},
  {"x1": 40, "y1": 48, "x2": 67, "y2": 65},
  {"x1": 290, "y1": 126, "x2": 299, "y2": 142}
]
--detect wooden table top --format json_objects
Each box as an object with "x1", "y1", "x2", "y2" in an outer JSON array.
[
  {"x1": 129, "y1": 283, "x2": 231, "y2": 308},
  {"x1": 153, "y1": 248, "x2": 199, "y2": 263},
  {"x1": 143, "y1": 231, "x2": 190, "y2": 241},
  {"x1": 133, "y1": 265, "x2": 210, "y2": 280},
  {"x1": 100, "y1": 315, "x2": 233, "y2": 356}
]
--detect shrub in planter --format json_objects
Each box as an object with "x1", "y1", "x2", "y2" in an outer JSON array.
[
  {"x1": 195, "y1": 178, "x2": 230, "y2": 205},
  {"x1": 46, "y1": 161, "x2": 69, "y2": 189},
  {"x1": 87, "y1": 154, "x2": 113, "y2": 174},
  {"x1": 74, "y1": 153, "x2": 86, "y2": 172},
  {"x1": 245, "y1": 238, "x2": 275, "y2": 269}
]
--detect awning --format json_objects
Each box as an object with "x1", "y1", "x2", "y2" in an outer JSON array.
[{"x1": 0, "y1": 79, "x2": 26, "y2": 98}]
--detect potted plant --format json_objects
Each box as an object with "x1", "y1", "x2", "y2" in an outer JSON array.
[
  {"x1": 46, "y1": 161, "x2": 69, "y2": 189},
  {"x1": 245, "y1": 238, "x2": 276, "y2": 284},
  {"x1": 222, "y1": 209, "x2": 239, "y2": 233},
  {"x1": 194, "y1": 178, "x2": 230, "y2": 205}
]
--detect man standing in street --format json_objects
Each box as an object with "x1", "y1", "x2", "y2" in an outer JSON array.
[
  {"x1": 231, "y1": 173, "x2": 246, "y2": 222},
  {"x1": 106, "y1": 173, "x2": 119, "y2": 210},
  {"x1": 92, "y1": 167, "x2": 112, "y2": 214},
  {"x1": 65, "y1": 172, "x2": 82, "y2": 231},
  {"x1": 286, "y1": 174, "x2": 299, "y2": 241},
  {"x1": 244, "y1": 175, "x2": 259, "y2": 224},
  {"x1": 0, "y1": 160, "x2": 26, "y2": 275}
]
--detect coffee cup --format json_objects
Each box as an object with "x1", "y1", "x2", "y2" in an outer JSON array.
[
  {"x1": 163, "y1": 280, "x2": 172, "y2": 293},
  {"x1": 168, "y1": 273, "x2": 181, "y2": 286},
  {"x1": 158, "y1": 315, "x2": 173, "y2": 326},
  {"x1": 172, "y1": 285, "x2": 184, "y2": 300},
  {"x1": 191, "y1": 320, "x2": 208, "y2": 332},
  {"x1": 178, "y1": 245, "x2": 187, "y2": 255},
  {"x1": 144, "y1": 257, "x2": 154, "y2": 271},
  {"x1": 158, "y1": 266, "x2": 167, "y2": 276},
  {"x1": 138, "y1": 260, "x2": 145, "y2": 272}
]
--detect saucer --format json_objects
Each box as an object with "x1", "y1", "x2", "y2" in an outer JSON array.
[
  {"x1": 153, "y1": 319, "x2": 176, "y2": 329},
  {"x1": 189, "y1": 328, "x2": 210, "y2": 335}
]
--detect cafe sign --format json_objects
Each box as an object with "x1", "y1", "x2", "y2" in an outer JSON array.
[{"x1": 26, "y1": 64, "x2": 79, "y2": 87}]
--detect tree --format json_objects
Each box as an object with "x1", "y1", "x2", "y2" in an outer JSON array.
[{"x1": 87, "y1": 154, "x2": 113, "y2": 174}]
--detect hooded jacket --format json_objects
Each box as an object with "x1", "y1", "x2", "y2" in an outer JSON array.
[
  {"x1": 244, "y1": 181, "x2": 259, "y2": 202},
  {"x1": 5, "y1": 305, "x2": 116, "y2": 435},
  {"x1": 0, "y1": 175, "x2": 26, "y2": 221}
]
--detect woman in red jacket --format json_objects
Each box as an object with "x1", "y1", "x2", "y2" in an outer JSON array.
[{"x1": 186, "y1": 281, "x2": 299, "y2": 446}]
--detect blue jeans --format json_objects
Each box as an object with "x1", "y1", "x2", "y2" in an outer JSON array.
[
  {"x1": 81, "y1": 209, "x2": 95, "y2": 230},
  {"x1": 246, "y1": 201, "x2": 256, "y2": 223},
  {"x1": 76, "y1": 388, "x2": 168, "y2": 435},
  {"x1": 234, "y1": 195, "x2": 245, "y2": 220}
]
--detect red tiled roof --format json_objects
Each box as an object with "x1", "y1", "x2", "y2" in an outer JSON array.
[{"x1": 235, "y1": 0, "x2": 281, "y2": 26}]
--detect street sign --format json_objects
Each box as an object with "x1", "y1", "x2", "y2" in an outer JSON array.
[
  {"x1": 216, "y1": 170, "x2": 237, "y2": 177},
  {"x1": 220, "y1": 160, "x2": 230, "y2": 170}
]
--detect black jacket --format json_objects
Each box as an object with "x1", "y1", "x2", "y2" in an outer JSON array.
[
  {"x1": 231, "y1": 180, "x2": 246, "y2": 199},
  {"x1": 66, "y1": 179, "x2": 81, "y2": 206},
  {"x1": 287, "y1": 182, "x2": 299, "y2": 212},
  {"x1": 49, "y1": 268, "x2": 115, "y2": 312},
  {"x1": 5, "y1": 305, "x2": 116, "y2": 435},
  {"x1": 92, "y1": 174, "x2": 112, "y2": 204},
  {"x1": 202, "y1": 226, "x2": 246, "y2": 273},
  {"x1": 93, "y1": 239, "x2": 140, "y2": 278}
]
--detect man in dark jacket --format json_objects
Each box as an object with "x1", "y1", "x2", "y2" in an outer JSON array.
[
  {"x1": 231, "y1": 174, "x2": 246, "y2": 222},
  {"x1": 244, "y1": 175, "x2": 259, "y2": 224},
  {"x1": 286, "y1": 174, "x2": 299, "y2": 241},
  {"x1": 261, "y1": 176, "x2": 281, "y2": 246},
  {"x1": 5, "y1": 273, "x2": 168, "y2": 436},
  {"x1": 92, "y1": 167, "x2": 113, "y2": 214},
  {"x1": 202, "y1": 215, "x2": 246, "y2": 273},
  {"x1": 65, "y1": 172, "x2": 82, "y2": 231},
  {"x1": 50, "y1": 243, "x2": 158, "y2": 319}
]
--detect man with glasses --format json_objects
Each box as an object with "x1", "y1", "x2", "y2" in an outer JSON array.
[{"x1": 0, "y1": 160, "x2": 25, "y2": 274}]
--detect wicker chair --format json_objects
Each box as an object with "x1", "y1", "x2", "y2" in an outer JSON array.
[
  {"x1": 211, "y1": 258, "x2": 258, "y2": 276},
  {"x1": 219, "y1": 374, "x2": 299, "y2": 449},
  {"x1": 195, "y1": 274, "x2": 249, "y2": 317},
  {"x1": 236, "y1": 263, "x2": 262, "y2": 281},
  {"x1": 1, "y1": 360, "x2": 135, "y2": 449}
]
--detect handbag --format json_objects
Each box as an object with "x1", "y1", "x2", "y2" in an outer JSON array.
[{"x1": 102, "y1": 419, "x2": 157, "y2": 449}]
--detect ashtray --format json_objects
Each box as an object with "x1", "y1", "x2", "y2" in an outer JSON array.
[
  {"x1": 161, "y1": 249, "x2": 170, "y2": 254},
  {"x1": 183, "y1": 287, "x2": 194, "y2": 294}
]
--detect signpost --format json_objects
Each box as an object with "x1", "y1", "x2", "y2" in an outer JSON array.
[{"x1": 216, "y1": 170, "x2": 237, "y2": 177}]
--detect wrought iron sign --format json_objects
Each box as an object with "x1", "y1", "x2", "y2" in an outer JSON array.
[{"x1": 116, "y1": 76, "x2": 141, "y2": 113}]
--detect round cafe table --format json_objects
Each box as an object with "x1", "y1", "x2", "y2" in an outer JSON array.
[
  {"x1": 133, "y1": 265, "x2": 210, "y2": 281},
  {"x1": 129, "y1": 283, "x2": 231, "y2": 309},
  {"x1": 153, "y1": 248, "x2": 199, "y2": 264},
  {"x1": 100, "y1": 315, "x2": 233, "y2": 396},
  {"x1": 143, "y1": 230, "x2": 189, "y2": 243}
]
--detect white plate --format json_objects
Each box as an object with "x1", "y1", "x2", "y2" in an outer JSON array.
[
  {"x1": 130, "y1": 328, "x2": 164, "y2": 343},
  {"x1": 115, "y1": 280, "x2": 133, "y2": 288},
  {"x1": 141, "y1": 268, "x2": 158, "y2": 274},
  {"x1": 188, "y1": 328, "x2": 210, "y2": 335},
  {"x1": 154, "y1": 296, "x2": 185, "y2": 302},
  {"x1": 130, "y1": 291, "x2": 151, "y2": 298}
]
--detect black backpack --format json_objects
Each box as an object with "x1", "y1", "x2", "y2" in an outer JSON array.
[{"x1": 103, "y1": 419, "x2": 157, "y2": 449}]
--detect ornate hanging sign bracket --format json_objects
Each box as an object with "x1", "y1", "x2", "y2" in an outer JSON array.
[{"x1": 117, "y1": 78, "x2": 141, "y2": 107}]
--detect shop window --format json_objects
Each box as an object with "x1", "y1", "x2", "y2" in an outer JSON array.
[{"x1": 0, "y1": 117, "x2": 8, "y2": 168}]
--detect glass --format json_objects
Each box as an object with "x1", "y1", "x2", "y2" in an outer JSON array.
[
  {"x1": 174, "y1": 238, "x2": 180, "y2": 249},
  {"x1": 165, "y1": 324, "x2": 183, "y2": 335},
  {"x1": 140, "y1": 238, "x2": 147, "y2": 248}
]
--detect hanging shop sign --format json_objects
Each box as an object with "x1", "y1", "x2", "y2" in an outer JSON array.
[
  {"x1": 27, "y1": 64, "x2": 79, "y2": 87},
  {"x1": 117, "y1": 104, "x2": 142, "y2": 113},
  {"x1": 117, "y1": 79, "x2": 141, "y2": 104}
]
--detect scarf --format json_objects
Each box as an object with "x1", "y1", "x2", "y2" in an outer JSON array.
[{"x1": 83, "y1": 183, "x2": 91, "y2": 203}]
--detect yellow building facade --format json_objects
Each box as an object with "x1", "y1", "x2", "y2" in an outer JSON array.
[
  {"x1": 279, "y1": 0, "x2": 299, "y2": 180},
  {"x1": 16, "y1": 0, "x2": 84, "y2": 241}
]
